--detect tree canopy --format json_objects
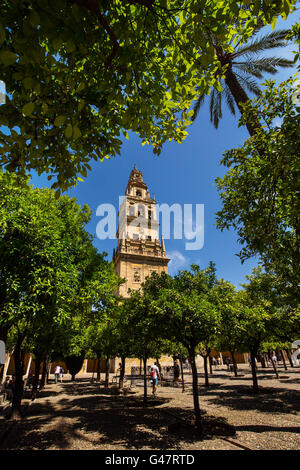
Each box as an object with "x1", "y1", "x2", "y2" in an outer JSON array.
[
  {"x1": 216, "y1": 78, "x2": 300, "y2": 301},
  {"x1": 192, "y1": 21, "x2": 293, "y2": 133},
  {"x1": 0, "y1": 0, "x2": 296, "y2": 191},
  {"x1": 0, "y1": 170, "x2": 120, "y2": 415}
]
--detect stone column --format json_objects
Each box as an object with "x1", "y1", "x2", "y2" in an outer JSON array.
[
  {"x1": 219, "y1": 352, "x2": 224, "y2": 365},
  {"x1": 25, "y1": 355, "x2": 32, "y2": 377},
  {"x1": 1, "y1": 353, "x2": 11, "y2": 384}
]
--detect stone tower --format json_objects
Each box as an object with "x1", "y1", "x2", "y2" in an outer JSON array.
[{"x1": 113, "y1": 165, "x2": 169, "y2": 297}]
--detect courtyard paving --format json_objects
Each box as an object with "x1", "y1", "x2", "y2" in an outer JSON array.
[{"x1": 0, "y1": 364, "x2": 299, "y2": 450}]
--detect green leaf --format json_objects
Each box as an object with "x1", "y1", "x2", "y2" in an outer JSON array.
[
  {"x1": 22, "y1": 102, "x2": 35, "y2": 116},
  {"x1": 73, "y1": 126, "x2": 81, "y2": 140},
  {"x1": 77, "y1": 82, "x2": 85, "y2": 93},
  {"x1": 78, "y1": 100, "x2": 85, "y2": 112},
  {"x1": 65, "y1": 124, "x2": 73, "y2": 138},
  {"x1": 0, "y1": 22, "x2": 6, "y2": 44},
  {"x1": 270, "y1": 16, "x2": 277, "y2": 31},
  {"x1": 54, "y1": 115, "x2": 66, "y2": 127},
  {"x1": 0, "y1": 50, "x2": 17, "y2": 66},
  {"x1": 52, "y1": 37, "x2": 63, "y2": 50},
  {"x1": 66, "y1": 41, "x2": 76, "y2": 53},
  {"x1": 30, "y1": 10, "x2": 40, "y2": 28},
  {"x1": 23, "y1": 77, "x2": 33, "y2": 90}
]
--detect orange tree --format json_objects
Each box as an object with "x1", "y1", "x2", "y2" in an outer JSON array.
[
  {"x1": 148, "y1": 265, "x2": 220, "y2": 433},
  {"x1": 0, "y1": 1, "x2": 295, "y2": 191},
  {"x1": 0, "y1": 170, "x2": 108, "y2": 418}
]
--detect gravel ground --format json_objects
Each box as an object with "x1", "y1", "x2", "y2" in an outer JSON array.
[{"x1": 0, "y1": 364, "x2": 299, "y2": 450}]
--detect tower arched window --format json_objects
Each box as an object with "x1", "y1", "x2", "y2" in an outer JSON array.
[
  {"x1": 138, "y1": 204, "x2": 145, "y2": 217},
  {"x1": 129, "y1": 205, "x2": 135, "y2": 216}
]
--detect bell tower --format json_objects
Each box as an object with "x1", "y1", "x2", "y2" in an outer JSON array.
[{"x1": 113, "y1": 165, "x2": 169, "y2": 298}]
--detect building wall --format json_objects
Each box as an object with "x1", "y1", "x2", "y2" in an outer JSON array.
[
  {"x1": 117, "y1": 256, "x2": 168, "y2": 298},
  {"x1": 117, "y1": 355, "x2": 204, "y2": 375}
]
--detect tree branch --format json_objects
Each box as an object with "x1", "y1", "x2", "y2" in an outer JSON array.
[{"x1": 72, "y1": 0, "x2": 119, "y2": 67}]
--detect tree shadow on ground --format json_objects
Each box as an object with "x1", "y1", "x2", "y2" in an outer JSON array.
[
  {"x1": 235, "y1": 424, "x2": 300, "y2": 434},
  {"x1": 0, "y1": 386, "x2": 235, "y2": 450},
  {"x1": 279, "y1": 378, "x2": 300, "y2": 385},
  {"x1": 205, "y1": 386, "x2": 300, "y2": 414}
]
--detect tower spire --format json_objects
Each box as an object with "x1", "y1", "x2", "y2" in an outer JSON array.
[{"x1": 161, "y1": 235, "x2": 166, "y2": 254}]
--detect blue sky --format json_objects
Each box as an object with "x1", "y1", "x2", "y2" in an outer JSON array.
[{"x1": 13, "y1": 11, "x2": 300, "y2": 287}]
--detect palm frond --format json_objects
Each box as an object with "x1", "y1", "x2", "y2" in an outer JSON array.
[
  {"x1": 233, "y1": 29, "x2": 290, "y2": 58},
  {"x1": 193, "y1": 18, "x2": 293, "y2": 129},
  {"x1": 224, "y1": 85, "x2": 236, "y2": 115},
  {"x1": 234, "y1": 73, "x2": 261, "y2": 97},
  {"x1": 234, "y1": 62, "x2": 264, "y2": 79},
  {"x1": 192, "y1": 93, "x2": 206, "y2": 122},
  {"x1": 209, "y1": 88, "x2": 222, "y2": 129},
  {"x1": 234, "y1": 56, "x2": 294, "y2": 77}
]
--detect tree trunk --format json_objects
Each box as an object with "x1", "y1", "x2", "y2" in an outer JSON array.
[
  {"x1": 203, "y1": 356, "x2": 209, "y2": 387},
  {"x1": 31, "y1": 353, "x2": 41, "y2": 400},
  {"x1": 11, "y1": 335, "x2": 25, "y2": 420},
  {"x1": 260, "y1": 354, "x2": 266, "y2": 368},
  {"x1": 143, "y1": 356, "x2": 148, "y2": 407},
  {"x1": 96, "y1": 356, "x2": 101, "y2": 382},
  {"x1": 179, "y1": 354, "x2": 185, "y2": 393},
  {"x1": 230, "y1": 351, "x2": 238, "y2": 377},
  {"x1": 39, "y1": 359, "x2": 47, "y2": 390},
  {"x1": 119, "y1": 356, "x2": 126, "y2": 389},
  {"x1": 268, "y1": 352, "x2": 279, "y2": 379},
  {"x1": 91, "y1": 359, "x2": 95, "y2": 381},
  {"x1": 65, "y1": 354, "x2": 85, "y2": 381},
  {"x1": 105, "y1": 357, "x2": 109, "y2": 388},
  {"x1": 285, "y1": 349, "x2": 294, "y2": 368},
  {"x1": 189, "y1": 352, "x2": 202, "y2": 433},
  {"x1": 47, "y1": 363, "x2": 51, "y2": 384},
  {"x1": 225, "y1": 68, "x2": 263, "y2": 139},
  {"x1": 46, "y1": 362, "x2": 52, "y2": 384},
  {"x1": 281, "y1": 350, "x2": 288, "y2": 371},
  {"x1": 209, "y1": 356, "x2": 213, "y2": 375},
  {"x1": 250, "y1": 350, "x2": 259, "y2": 394}
]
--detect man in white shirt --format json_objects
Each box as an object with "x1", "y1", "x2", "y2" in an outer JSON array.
[
  {"x1": 54, "y1": 365, "x2": 61, "y2": 384},
  {"x1": 150, "y1": 362, "x2": 160, "y2": 395}
]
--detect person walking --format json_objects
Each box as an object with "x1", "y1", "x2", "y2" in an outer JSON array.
[
  {"x1": 59, "y1": 366, "x2": 64, "y2": 383},
  {"x1": 272, "y1": 352, "x2": 277, "y2": 363},
  {"x1": 54, "y1": 365, "x2": 60, "y2": 384},
  {"x1": 150, "y1": 362, "x2": 160, "y2": 396}
]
